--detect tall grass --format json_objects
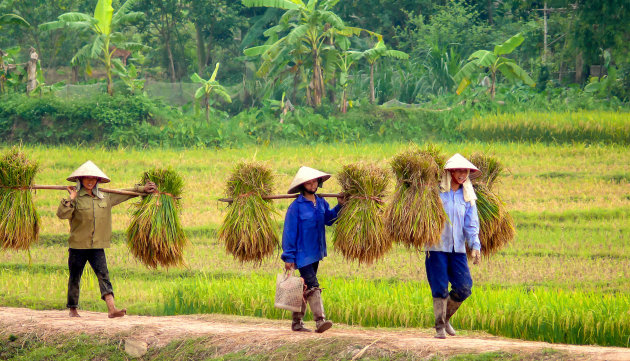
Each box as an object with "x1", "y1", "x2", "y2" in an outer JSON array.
[
  {"x1": 161, "y1": 273, "x2": 630, "y2": 347},
  {"x1": 459, "y1": 111, "x2": 630, "y2": 144}
]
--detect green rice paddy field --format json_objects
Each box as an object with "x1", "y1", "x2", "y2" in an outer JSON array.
[{"x1": 0, "y1": 142, "x2": 629, "y2": 347}]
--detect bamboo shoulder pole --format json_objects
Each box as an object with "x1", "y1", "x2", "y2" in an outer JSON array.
[
  {"x1": 29, "y1": 185, "x2": 146, "y2": 197},
  {"x1": 218, "y1": 193, "x2": 342, "y2": 203}
]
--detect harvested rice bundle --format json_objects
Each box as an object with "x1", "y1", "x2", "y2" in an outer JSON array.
[
  {"x1": 127, "y1": 168, "x2": 187, "y2": 268},
  {"x1": 385, "y1": 146, "x2": 446, "y2": 249},
  {"x1": 218, "y1": 162, "x2": 279, "y2": 263},
  {"x1": 0, "y1": 148, "x2": 40, "y2": 251},
  {"x1": 468, "y1": 153, "x2": 515, "y2": 257},
  {"x1": 469, "y1": 152, "x2": 504, "y2": 189},
  {"x1": 333, "y1": 163, "x2": 390, "y2": 264}
]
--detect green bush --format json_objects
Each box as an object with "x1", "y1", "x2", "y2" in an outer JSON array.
[
  {"x1": 0, "y1": 94, "x2": 157, "y2": 144},
  {"x1": 1, "y1": 92, "x2": 629, "y2": 148}
]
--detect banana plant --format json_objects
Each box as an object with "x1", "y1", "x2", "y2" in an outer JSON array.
[
  {"x1": 361, "y1": 40, "x2": 408, "y2": 103},
  {"x1": 335, "y1": 46, "x2": 363, "y2": 113},
  {"x1": 30, "y1": 60, "x2": 66, "y2": 96},
  {"x1": 1, "y1": 14, "x2": 31, "y2": 94},
  {"x1": 0, "y1": 46, "x2": 23, "y2": 94},
  {"x1": 454, "y1": 33, "x2": 535, "y2": 100},
  {"x1": 0, "y1": 13, "x2": 30, "y2": 29},
  {"x1": 191, "y1": 63, "x2": 232, "y2": 121},
  {"x1": 584, "y1": 50, "x2": 617, "y2": 98},
  {"x1": 39, "y1": 0, "x2": 147, "y2": 95},
  {"x1": 243, "y1": 0, "x2": 381, "y2": 108},
  {"x1": 112, "y1": 61, "x2": 145, "y2": 94}
]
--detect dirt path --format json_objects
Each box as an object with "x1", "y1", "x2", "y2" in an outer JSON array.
[{"x1": 0, "y1": 307, "x2": 628, "y2": 360}]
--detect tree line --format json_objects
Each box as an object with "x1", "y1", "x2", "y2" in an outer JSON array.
[{"x1": 1, "y1": 0, "x2": 628, "y2": 110}]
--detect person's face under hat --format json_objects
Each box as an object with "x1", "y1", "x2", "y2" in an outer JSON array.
[
  {"x1": 80, "y1": 176, "x2": 98, "y2": 190},
  {"x1": 449, "y1": 169, "x2": 469, "y2": 185},
  {"x1": 302, "y1": 178, "x2": 319, "y2": 194}
]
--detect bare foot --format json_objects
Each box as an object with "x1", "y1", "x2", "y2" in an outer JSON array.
[
  {"x1": 108, "y1": 308, "x2": 127, "y2": 318},
  {"x1": 69, "y1": 308, "x2": 80, "y2": 317}
]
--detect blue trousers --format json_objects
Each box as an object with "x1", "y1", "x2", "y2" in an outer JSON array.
[
  {"x1": 425, "y1": 251, "x2": 473, "y2": 302},
  {"x1": 298, "y1": 261, "x2": 319, "y2": 289}
]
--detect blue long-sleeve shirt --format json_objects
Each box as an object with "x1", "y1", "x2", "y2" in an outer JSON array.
[
  {"x1": 281, "y1": 194, "x2": 342, "y2": 268},
  {"x1": 427, "y1": 187, "x2": 481, "y2": 253}
]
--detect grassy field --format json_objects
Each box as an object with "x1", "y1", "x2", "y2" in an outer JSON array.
[
  {"x1": 0, "y1": 143, "x2": 629, "y2": 347},
  {"x1": 459, "y1": 111, "x2": 630, "y2": 144}
]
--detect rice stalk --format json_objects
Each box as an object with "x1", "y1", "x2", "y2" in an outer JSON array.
[
  {"x1": 333, "y1": 163, "x2": 391, "y2": 264},
  {"x1": 467, "y1": 153, "x2": 515, "y2": 257},
  {"x1": 218, "y1": 162, "x2": 279, "y2": 263},
  {"x1": 469, "y1": 152, "x2": 505, "y2": 188},
  {"x1": 0, "y1": 147, "x2": 40, "y2": 251},
  {"x1": 385, "y1": 145, "x2": 446, "y2": 249},
  {"x1": 127, "y1": 168, "x2": 188, "y2": 269}
]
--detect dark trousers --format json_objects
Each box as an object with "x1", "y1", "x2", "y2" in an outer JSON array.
[
  {"x1": 298, "y1": 261, "x2": 320, "y2": 289},
  {"x1": 425, "y1": 251, "x2": 473, "y2": 302},
  {"x1": 67, "y1": 248, "x2": 114, "y2": 308}
]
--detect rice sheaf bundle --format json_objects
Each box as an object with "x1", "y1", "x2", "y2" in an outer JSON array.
[
  {"x1": 385, "y1": 146, "x2": 446, "y2": 250},
  {"x1": 468, "y1": 153, "x2": 515, "y2": 257},
  {"x1": 127, "y1": 168, "x2": 188, "y2": 269},
  {"x1": 333, "y1": 163, "x2": 390, "y2": 264},
  {"x1": 0, "y1": 148, "x2": 40, "y2": 251},
  {"x1": 218, "y1": 162, "x2": 278, "y2": 263}
]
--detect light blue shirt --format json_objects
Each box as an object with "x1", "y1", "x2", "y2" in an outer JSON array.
[{"x1": 427, "y1": 187, "x2": 481, "y2": 253}]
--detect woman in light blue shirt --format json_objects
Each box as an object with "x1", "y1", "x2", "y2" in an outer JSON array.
[{"x1": 427, "y1": 153, "x2": 481, "y2": 339}]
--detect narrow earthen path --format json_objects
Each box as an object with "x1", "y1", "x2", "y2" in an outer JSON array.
[{"x1": 0, "y1": 307, "x2": 627, "y2": 360}]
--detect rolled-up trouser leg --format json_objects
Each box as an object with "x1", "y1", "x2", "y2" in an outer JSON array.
[
  {"x1": 67, "y1": 248, "x2": 89, "y2": 308},
  {"x1": 86, "y1": 249, "x2": 114, "y2": 300}
]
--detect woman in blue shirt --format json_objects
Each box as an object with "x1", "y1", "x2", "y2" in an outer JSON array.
[
  {"x1": 281, "y1": 166, "x2": 345, "y2": 333},
  {"x1": 427, "y1": 154, "x2": 482, "y2": 339}
]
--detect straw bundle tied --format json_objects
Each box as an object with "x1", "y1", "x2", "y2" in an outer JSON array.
[
  {"x1": 468, "y1": 153, "x2": 515, "y2": 257},
  {"x1": 333, "y1": 163, "x2": 390, "y2": 264},
  {"x1": 127, "y1": 168, "x2": 187, "y2": 269},
  {"x1": 218, "y1": 162, "x2": 278, "y2": 263},
  {"x1": 0, "y1": 148, "x2": 40, "y2": 251},
  {"x1": 385, "y1": 145, "x2": 446, "y2": 250}
]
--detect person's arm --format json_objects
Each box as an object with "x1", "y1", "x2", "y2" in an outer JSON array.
[
  {"x1": 109, "y1": 182, "x2": 157, "y2": 207},
  {"x1": 464, "y1": 201, "x2": 481, "y2": 252},
  {"x1": 56, "y1": 186, "x2": 77, "y2": 219},
  {"x1": 323, "y1": 198, "x2": 343, "y2": 226},
  {"x1": 281, "y1": 203, "x2": 299, "y2": 269}
]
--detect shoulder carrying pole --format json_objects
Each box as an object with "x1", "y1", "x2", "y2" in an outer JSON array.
[
  {"x1": 218, "y1": 193, "x2": 341, "y2": 203},
  {"x1": 15, "y1": 185, "x2": 148, "y2": 197}
]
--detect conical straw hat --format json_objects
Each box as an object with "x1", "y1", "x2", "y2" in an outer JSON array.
[
  {"x1": 288, "y1": 166, "x2": 331, "y2": 194},
  {"x1": 444, "y1": 153, "x2": 481, "y2": 178},
  {"x1": 66, "y1": 160, "x2": 111, "y2": 183}
]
